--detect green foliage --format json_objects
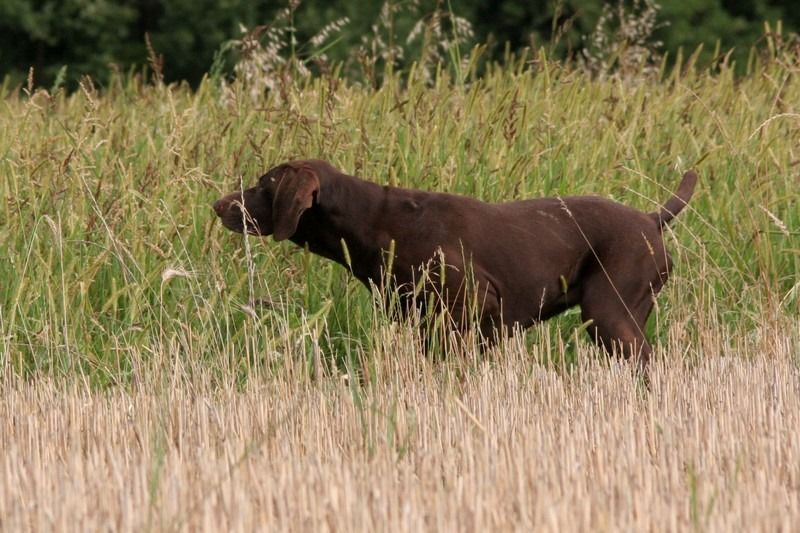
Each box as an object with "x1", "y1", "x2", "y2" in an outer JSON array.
[
  {"x1": 1, "y1": 0, "x2": 799, "y2": 89},
  {"x1": 1, "y1": 46, "x2": 798, "y2": 383},
  {"x1": 0, "y1": 0, "x2": 138, "y2": 86},
  {"x1": 145, "y1": 0, "x2": 266, "y2": 85}
]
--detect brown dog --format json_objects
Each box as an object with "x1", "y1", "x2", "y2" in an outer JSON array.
[{"x1": 213, "y1": 160, "x2": 697, "y2": 369}]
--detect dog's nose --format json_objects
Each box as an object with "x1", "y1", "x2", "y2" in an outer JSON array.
[{"x1": 212, "y1": 199, "x2": 227, "y2": 216}]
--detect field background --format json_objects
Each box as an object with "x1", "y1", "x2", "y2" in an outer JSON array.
[{"x1": 2, "y1": 32, "x2": 800, "y2": 531}]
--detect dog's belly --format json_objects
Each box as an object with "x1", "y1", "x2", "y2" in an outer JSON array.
[
  {"x1": 476, "y1": 239, "x2": 590, "y2": 328},
  {"x1": 493, "y1": 275, "x2": 582, "y2": 327}
]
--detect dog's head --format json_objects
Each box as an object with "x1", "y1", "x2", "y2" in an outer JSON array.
[{"x1": 213, "y1": 161, "x2": 321, "y2": 241}]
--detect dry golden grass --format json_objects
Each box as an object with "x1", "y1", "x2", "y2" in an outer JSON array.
[{"x1": 2, "y1": 321, "x2": 798, "y2": 532}]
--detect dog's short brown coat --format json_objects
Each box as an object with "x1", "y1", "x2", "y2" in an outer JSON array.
[{"x1": 214, "y1": 160, "x2": 697, "y2": 369}]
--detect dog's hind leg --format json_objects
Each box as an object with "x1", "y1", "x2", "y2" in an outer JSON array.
[{"x1": 578, "y1": 271, "x2": 664, "y2": 373}]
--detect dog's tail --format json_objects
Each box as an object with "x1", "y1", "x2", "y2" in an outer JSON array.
[{"x1": 650, "y1": 170, "x2": 698, "y2": 229}]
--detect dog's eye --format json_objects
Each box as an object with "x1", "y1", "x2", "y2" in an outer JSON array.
[{"x1": 258, "y1": 173, "x2": 278, "y2": 190}]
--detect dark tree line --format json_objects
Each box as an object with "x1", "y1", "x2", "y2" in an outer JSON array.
[{"x1": 1, "y1": 0, "x2": 797, "y2": 89}]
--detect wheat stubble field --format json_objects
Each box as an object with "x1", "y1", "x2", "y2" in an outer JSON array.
[{"x1": 1, "y1": 43, "x2": 800, "y2": 530}]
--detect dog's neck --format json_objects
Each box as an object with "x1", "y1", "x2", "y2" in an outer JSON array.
[{"x1": 289, "y1": 171, "x2": 387, "y2": 283}]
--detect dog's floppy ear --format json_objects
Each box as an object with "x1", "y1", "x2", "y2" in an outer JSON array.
[{"x1": 272, "y1": 166, "x2": 320, "y2": 241}]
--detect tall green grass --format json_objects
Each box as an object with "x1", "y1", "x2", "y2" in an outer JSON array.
[{"x1": 1, "y1": 47, "x2": 798, "y2": 385}]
